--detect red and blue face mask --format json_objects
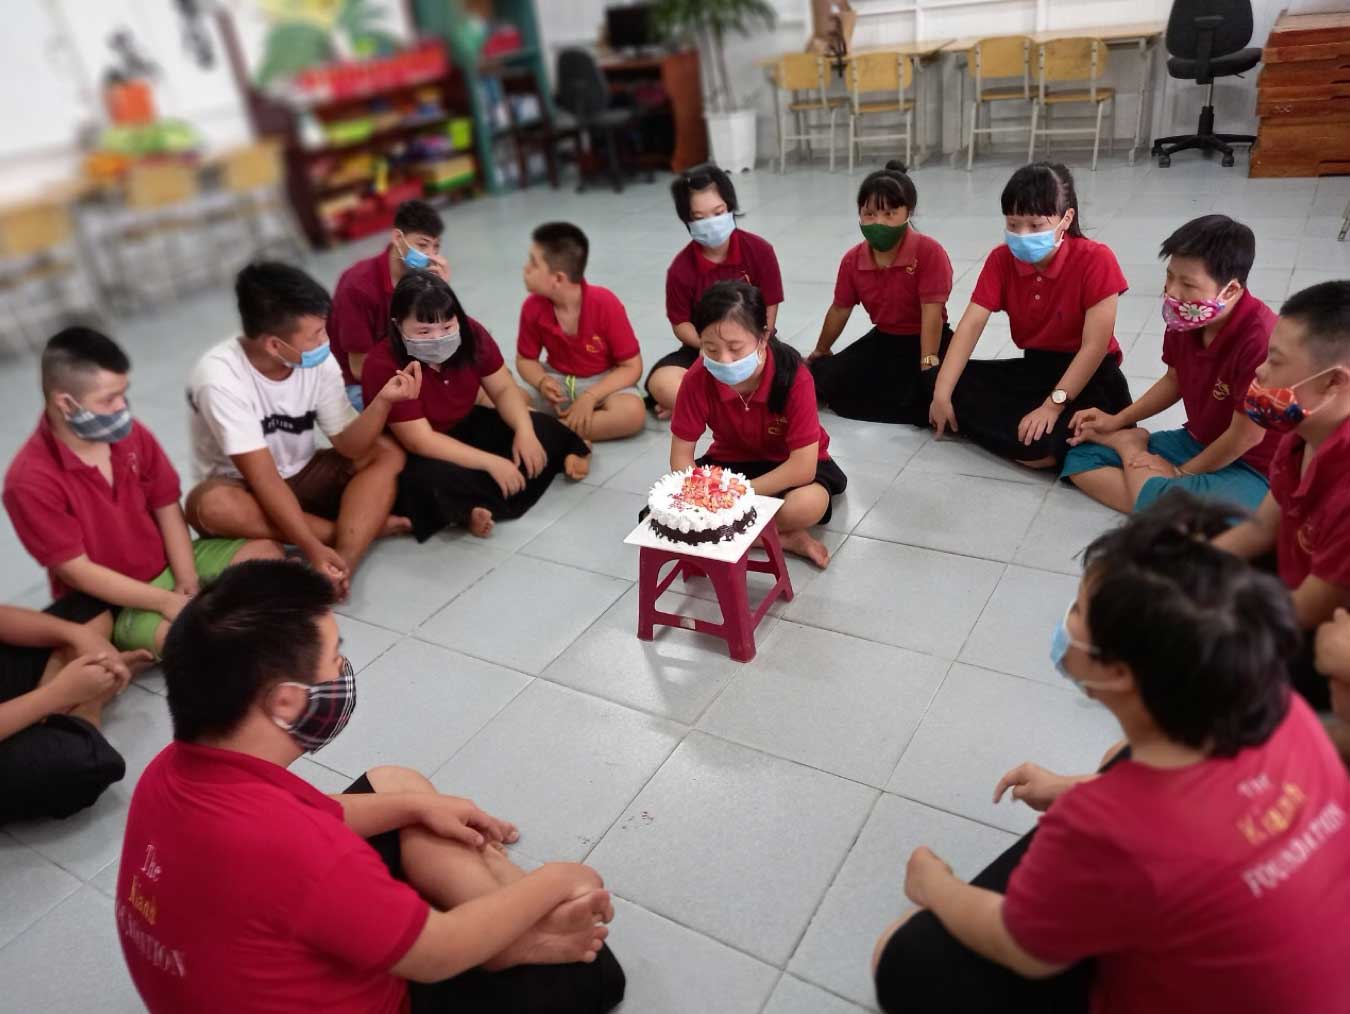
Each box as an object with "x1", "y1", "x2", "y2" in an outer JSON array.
[{"x1": 1243, "y1": 367, "x2": 1340, "y2": 434}]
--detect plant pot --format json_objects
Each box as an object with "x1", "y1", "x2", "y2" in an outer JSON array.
[{"x1": 706, "y1": 109, "x2": 757, "y2": 172}]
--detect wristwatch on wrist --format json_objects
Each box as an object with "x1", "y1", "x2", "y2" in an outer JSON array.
[
  {"x1": 921, "y1": 354, "x2": 941, "y2": 369},
  {"x1": 1050, "y1": 389, "x2": 1069, "y2": 406}
]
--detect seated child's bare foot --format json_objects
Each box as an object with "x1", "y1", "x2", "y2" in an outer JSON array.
[
  {"x1": 120, "y1": 649, "x2": 157, "y2": 678},
  {"x1": 467, "y1": 507, "x2": 495, "y2": 538},
  {"x1": 564, "y1": 453, "x2": 590, "y2": 481},
  {"x1": 381, "y1": 515, "x2": 413, "y2": 538},
  {"x1": 780, "y1": 529, "x2": 831, "y2": 569},
  {"x1": 483, "y1": 889, "x2": 611, "y2": 970}
]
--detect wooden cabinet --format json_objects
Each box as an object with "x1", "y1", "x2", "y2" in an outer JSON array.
[{"x1": 1251, "y1": 12, "x2": 1350, "y2": 178}]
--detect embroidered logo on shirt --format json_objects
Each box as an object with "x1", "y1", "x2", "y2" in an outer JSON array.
[
  {"x1": 767, "y1": 415, "x2": 788, "y2": 437},
  {"x1": 1297, "y1": 521, "x2": 1316, "y2": 556},
  {"x1": 585, "y1": 336, "x2": 604, "y2": 355},
  {"x1": 261, "y1": 411, "x2": 318, "y2": 436},
  {"x1": 905, "y1": 264, "x2": 916, "y2": 275},
  {"x1": 1213, "y1": 381, "x2": 1231, "y2": 401}
]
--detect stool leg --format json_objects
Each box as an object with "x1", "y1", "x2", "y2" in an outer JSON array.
[
  {"x1": 637, "y1": 550, "x2": 660, "y2": 641},
  {"x1": 760, "y1": 523, "x2": 795, "y2": 602},
  {"x1": 705, "y1": 557, "x2": 756, "y2": 663}
]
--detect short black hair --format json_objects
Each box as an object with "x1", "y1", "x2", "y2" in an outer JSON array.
[
  {"x1": 1281, "y1": 280, "x2": 1350, "y2": 366},
  {"x1": 163, "y1": 560, "x2": 336, "y2": 743},
  {"x1": 41, "y1": 326, "x2": 130, "y2": 397},
  {"x1": 1081, "y1": 492, "x2": 1294, "y2": 757},
  {"x1": 856, "y1": 160, "x2": 917, "y2": 214},
  {"x1": 235, "y1": 262, "x2": 331, "y2": 340},
  {"x1": 1000, "y1": 161, "x2": 1084, "y2": 237},
  {"x1": 386, "y1": 269, "x2": 477, "y2": 370},
  {"x1": 393, "y1": 199, "x2": 444, "y2": 239},
  {"x1": 692, "y1": 280, "x2": 803, "y2": 415},
  {"x1": 671, "y1": 162, "x2": 739, "y2": 224},
  {"x1": 1158, "y1": 215, "x2": 1256, "y2": 287},
  {"x1": 532, "y1": 222, "x2": 589, "y2": 282}
]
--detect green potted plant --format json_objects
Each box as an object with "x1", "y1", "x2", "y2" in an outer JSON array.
[{"x1": 652, "y1": 0, "x2": 776, "y2": 172}]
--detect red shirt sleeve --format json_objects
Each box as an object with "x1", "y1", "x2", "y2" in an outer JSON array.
[
  {"x1": 670, "y1": 364, "x2": 710, "y2": 444},
  {"x1": 784, "y1": 367, "x2": 823, "y2": 452},
  {"x1": 917, "y1": 236, "x2": 955, "y2": 304},
  {"x1": 1002, "y1": 789, "x2": 1158, "y2": 964},
  {"x1": 1160, "y1": 328, "x2": 1181, "y2": 369},
  {"x1": 330, "y1": 278, "x2": 380, "y2": 358},
  {"x1": 666, "y1": 255, "x2": 693, "y2": 326},
  {"x1": 293, "y1": 841, "x2": 431, "y2": 973},
  {"x1": 833, "y1": 251, "x2": 859, "y2": 309},
  {"x1": 135, "y1": 425, "x2": 182, "y2": 509},
  {"x1": 3, "y1": 476, "x2": 83, "y2": 569},
  {"x1": 970, "y1": 248, "x2": 1008, "y2": 313},
  {"x1": 1311, "y1": 514, "x2": 1350, "y2": 588},
  {"x1": 516, "y1": 298, "x2": 543, "y2": 361},
  {"x1": 470, "y1": 320, "x2": 506, "y2": 379},
  {"x1": 600, "y1": 290, "x2": 641, "y2": 362},
  {"x1": 752, "y1": 236, "x2": 785, "y2": 306},
  {"x1": 362, "y1": 348, "x2": 425, "y2": 424},
  {"x1": 1079, "y1": 241, "x2": 1130, "y2": 309}
]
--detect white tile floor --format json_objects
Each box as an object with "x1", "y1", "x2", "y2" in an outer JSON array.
[{"x1": 2, "y1": 150, "x2": 1346, "y2": 1013}]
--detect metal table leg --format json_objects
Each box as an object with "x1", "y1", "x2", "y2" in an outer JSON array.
[{"x1": 1128, "y1": 37, "x2": 1156, "y2": 167}]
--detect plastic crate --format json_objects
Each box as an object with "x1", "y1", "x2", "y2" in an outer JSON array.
[{"x1": 449, "y1": 117, "x2": 473, "y2": 150}]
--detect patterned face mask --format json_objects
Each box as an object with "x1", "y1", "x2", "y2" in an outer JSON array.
[
  {"x1": 272, "y1": 657, "x2": 357, "y2": 753},
  {"x1": 1161, "y1": 293, "x2": 1225, "y2": 332},
  {"x1": 1243, "y1": 368, "x2": 1340, "y2": 434},
  {"x1": 65, "y1": 401, "x2": 133, "y2": 443}
]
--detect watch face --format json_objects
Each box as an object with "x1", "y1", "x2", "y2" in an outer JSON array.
[{"x1": 1052, "y1": 390, "x2": 1067, "y2": 404}]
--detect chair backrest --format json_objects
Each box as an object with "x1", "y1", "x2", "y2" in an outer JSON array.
[
  {"x1": 125, "y1": 163, "x2": 198, "y2": 210},
  {"x1": 777, "y1": 52, "x2": 827, "y2": 94},
  {"x1": 1038, "y1": 38, "x2": 1107, "y2": 95},
  {"x1": 0, "y1": 200, "x2": 72, "y2": 257},
  {"x1": 555, "y1": 48, "x2": 610, "y2": 118},
  {"x1": 220, "y1": 142, "x2": 283, "y2": 193},
  {"x1": 970, "y1": 36, "x2": 1031, "y2": 92},
  {"x1": 1165, "y1": 0, "x2": 1253, "y2": 58},
  {"x1": 849, "y1": 52, "x2": 913, "y2": 106}
]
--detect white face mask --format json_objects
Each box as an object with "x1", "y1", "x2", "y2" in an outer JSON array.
[{"x1": 401, "y1": 324, "x2": 461, "y2": 365}]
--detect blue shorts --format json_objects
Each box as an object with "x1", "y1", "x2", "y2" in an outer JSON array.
[
  {"x1": 1060, "y1": 427, "x2": 1269, "y2": 512},
  {"x1": 345, "y1": 384, "x2": 364, "y2": 411}
]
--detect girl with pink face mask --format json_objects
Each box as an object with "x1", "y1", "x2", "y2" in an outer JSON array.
[{"x1": 1062, "y1": 215, "x2": 1279, "y2": 514}]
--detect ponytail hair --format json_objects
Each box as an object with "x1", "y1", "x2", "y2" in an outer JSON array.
[
  {"x1": 856, "y1": 160, "x2": 918, "y2": 214},
  {"x1": 1000, "y1": 161, "x2": 1084, "y2": 237},
  {"x1": 691, "y1": 280, "x2": 803, "y2": 414}
]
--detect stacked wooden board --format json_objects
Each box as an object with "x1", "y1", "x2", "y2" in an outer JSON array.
[{"x1": 1251, "y1": 11, "x2": 1350, "y2": 177}]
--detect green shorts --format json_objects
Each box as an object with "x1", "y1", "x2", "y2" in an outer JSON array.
[{"x1": 113, "y1": 538, "x2": 245, "y2": 655}]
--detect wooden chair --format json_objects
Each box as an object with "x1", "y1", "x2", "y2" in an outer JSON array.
[
  {"x1": 1030, "y1": 38, "x2": 1115, "y2": 170},
  {"x1": 846, "y1": 52, "x2": 916, "y2": 172},
  {"x1": 966, "y1": 36, "x2": 1034, "y2": 171},
  {"x1": 775, "y1": 53, "x2": 846, "y2": 173},
  {"x1": 204, "y1": 142, "x2": 309, "y2": 267},
  {"x1": 0, "y1": 198, "x2": 101, "y2": 351},
  {"x1": 105, "y1": 162, "x2": 206, "y2": 309}
]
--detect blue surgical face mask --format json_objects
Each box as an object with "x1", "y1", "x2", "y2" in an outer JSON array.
[
  {"x1": 401, "y1": 324, "x2": 461, "y2": 365},
  {"x1": 1005, "y1": 227, "x2": 1061, "y2": 264},
  {"x1": 703, "y1": 346, "x2": 760, "y2": 386},
  {"x1": 276, "y1": 339, "x2": 332, "y2": 370},
  {"x1": 399, "y1": 234, "x2": 431, "y2": 271},
  {"x1": 1050, "y1": 605, "x2": 1105, "y2": 689},
  {"x1": 65, "y1": 401, "x2": 133, "y2": 443},
  {"x1": 688, "y1": 211, "x2": 735, "y2": 249}
]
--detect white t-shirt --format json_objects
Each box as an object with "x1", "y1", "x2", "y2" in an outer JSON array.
[{"x1": 188, "y1": 339, "x2": 357, "y2": 481}]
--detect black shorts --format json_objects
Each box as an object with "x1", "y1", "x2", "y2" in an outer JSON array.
[
  {"x1": 343, "y1": 775, "x2": 625, "y2": 1014},
  {"x1": 698, "y1": 454, "x2": 848, "y2": 527}
]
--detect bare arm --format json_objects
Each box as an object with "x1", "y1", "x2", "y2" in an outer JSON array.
[
  {"x1": 1292, "y1": 576, "x2": 1350, "y2": 632},
  {"x1": 672, "y1": 322, "x2": 701, "y2": 350},
  {"x1": 1178, "y1": 412, "x2": 1266, "y2": 476},
  {"x1": 52, "y1": 555, "x2": 179, "y2": 615},
  {"x1": 812, "y1": 305, "x2": 853, "y2": 358},
  {"x1": 0, "y1": 606, "x2": 88, "y2": 650},
  {"x1": 329, "y1": 391, "x2": 394, "y2": 460},
  {"x1": 515, "y1": 355, "x2": 548, "y2": 391},
  {"x1": 577, "y1": 355, "x2": 643, "y2": 404},
  {"x1": 670, "y1": 438, "x2": 697, "y2": 471},
  {"x1": 742, "y1": 443, "x2": 818, "y2": 498},
  {"x1": 920, "y1": 303, "x2": 946, "y2": 363},
  {"x1": 1212, "y1": 490, "x2": 1280, "y2": 560},
  {"x1": 924, "y1": 873, "x2": 1068, "y2": 979},
  {"x1": 482, "y1": 366, "x2": 534, "y2": 434},
  {"x1": 153, "y1": 503, "x2": 199, "y2": 591},
  {"x1": 1113, "y1": 369, "x2": 1182, "y2": 428},
  {"x1": 389, "y1": 418, "x2": 502, "y2": 472},
  {"x1": 766, "y1": 303, "x2": 779, "y2": 333},
  {"x1": 349, "y1": 351, "x2": 367, "y2": 381},
  {"x1": 1049, "y1": 295, "x2": 1118, "y2": 401},
  {"x1": 932, "y1": 303, "x2": 994, "y2": 401},
  {"x1": 232, "y1": 448, "x2": 327, "y2": 556}
]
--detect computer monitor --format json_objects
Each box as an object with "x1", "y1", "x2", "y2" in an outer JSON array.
[{"x1": 606, "y1": 4, "x2": 655, "y2": 52}]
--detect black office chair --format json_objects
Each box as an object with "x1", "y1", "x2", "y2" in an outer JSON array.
[
  {"x1": 554, "y1": 48, "x2": 649, "y2": 192},
  {"x1": 1151, "y1": 0, "x2": 1262, "y2": 167}
]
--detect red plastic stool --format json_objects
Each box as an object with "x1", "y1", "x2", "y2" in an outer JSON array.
[{"x1": 636, "y1": 519, "x2": 794, "y2": 662}]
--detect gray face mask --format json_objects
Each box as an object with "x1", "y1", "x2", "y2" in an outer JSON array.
[
  {"x1": 65, "y1": 401, "x2": 133, "y2": 443},
  {"x1": 401, "y1": 326, "x2": 462, "y2": 365}
]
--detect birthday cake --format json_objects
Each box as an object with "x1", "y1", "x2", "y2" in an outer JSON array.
[{"x1": 648, "y1": 465, "x2": 757, "y2": 546}]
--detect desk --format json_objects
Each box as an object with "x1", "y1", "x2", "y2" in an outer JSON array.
[
  {"x1": 598, "y1": 51, "x2": 706, "y2": 172},
  {"x1": 943, "y1": 22, "x2": 1164, "y2": 167}
]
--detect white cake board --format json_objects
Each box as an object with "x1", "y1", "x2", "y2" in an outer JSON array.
[{"x1": 624, "y1": 495, "x2": 784, "y2": 563}]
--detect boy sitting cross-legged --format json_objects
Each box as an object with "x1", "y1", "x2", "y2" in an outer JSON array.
[{"x1": 515, "y1": 223, "x2": 646, "y2": 442}]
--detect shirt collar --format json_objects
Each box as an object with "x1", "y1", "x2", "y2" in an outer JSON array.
[
  {"x1": 1192, "y1": 289, "x2": 1257, "y2": 357},
  {"x1": 168, "y1": 741, "x2": 344, "y2": 818},
  {"x1": 38, "y1": 413, "x2": 126, "y2": 473},
  {"x1": 1012, "y1": 234, "x2": 1075, "y2": 279},
  {"x1": 854, "y1": 226, "x2": 921, "y2": 272},
  {"x1": 713, "y1": 345, "x2": 776, "y2": 405},
  {"x1": 694, "y1": 229, "x2": 743, "y2": 273},
  {"x1": 1282, "y1": 414, "x2": 1350, "y2": 503}
]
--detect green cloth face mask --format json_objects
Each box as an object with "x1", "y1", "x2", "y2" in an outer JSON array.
[{"x1": 860, "y1": 221, "x2": 907, "y2": 252}]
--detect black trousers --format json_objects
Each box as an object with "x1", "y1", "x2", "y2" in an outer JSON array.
[
  {"x1": 950, "y1": 350, "x2": 1133, "y2": 466},
  {"x1": 810, "y1": 326, "x2": 953, "y2": 425},
  {"x1": 345, "y1": 775, "x2": 626, "y2": 1014},
  {"x1": 697, "y1": 454, "x2": 848, "y2": 527},
  {"x1": 396, "y1": 407, "x2": 590, "y2": 542},
  {"x1": 0, "y1": 595, "x2": 125, "y2": 825},
  {"x1": 873, "y1": 750, "x2": 1135, "y2": 1013}
]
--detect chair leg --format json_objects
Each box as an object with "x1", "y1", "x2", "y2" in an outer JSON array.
[
  {"x1": 1107, "y1": 95, "x2": 1116, "y2": 156},
  {"x1": 605, "y1": 127, "x2": 623, "y2": 193},
  {"x1": 1092, "y1": 101, "x2": 1105, "y2": 171},
  {"x1": 1028, "y1": 102, "x2": 1039, "y2": 162},
  {"x1": 778, "y1": 103, "x2": 788, "y2": 174},
  {"x1": 905, "y1": 109, "x2": 912, "y2": 168},
  {"x1": 967, "y1": 100, "x2": 977, "y2": 171},
  {"x1": 848, "y1": 113, "x2": 855, "y2": 173}
]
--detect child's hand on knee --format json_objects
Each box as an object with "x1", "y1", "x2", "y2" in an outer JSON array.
[
  {"x1": 417, "y1": 794, "x2": 516, "y2": 848},
  {"x1": 1068, "y1": 407, "x2": 1118, "y2": 445}
]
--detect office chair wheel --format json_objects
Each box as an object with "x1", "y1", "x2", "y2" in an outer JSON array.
[
  {"x1": 1221, "y1": 153, "x2": 1235, "y2": 167},
  {"x1": 1158, "y1": 154, "x2": 1171, "y2": 168}
]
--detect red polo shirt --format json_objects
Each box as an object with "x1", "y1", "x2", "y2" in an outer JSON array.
[
  {"x1": 665, "y1": 228, "x2": 785, "y2": 327},
  {"x1": 672, "y1": 352, "x2": 831, "y2": 462},
  {"x1": 330, "y1": 248, "x2": 396, "y2": 386},
  {"x1": 517, "y1": 282, "x2": 641, "y2": 378},
  {"x1": 832, "y1": 228, "x2": 953, "y2": 335},
  {"x1": 1267, "y1": 415, "x2": 1350, "y2": 592},
  {"x1": 1161, "y1": 290, "x2": 1280, "y2": 475},
  {"x1": 118, "y1": 742, "x2": 427, "y2": 1014},
  {"x1": 970, "y1": 236, "x2": 1127, "y2": 363},
  {"x1": 3, "y1": 416, "x2": 180, "y2": 598},
  {"x1": 361, "y1": 319, "x2": 505, "y2": 434}
]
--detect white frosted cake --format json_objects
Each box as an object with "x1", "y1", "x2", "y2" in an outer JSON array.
[{"x1": 648, "y1": 465, "x2": 757, "y2": 546}]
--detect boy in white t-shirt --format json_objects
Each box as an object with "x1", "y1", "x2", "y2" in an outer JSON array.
[{"x1": 185, "y1": 263, "x2": 422, "y2": 598}]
